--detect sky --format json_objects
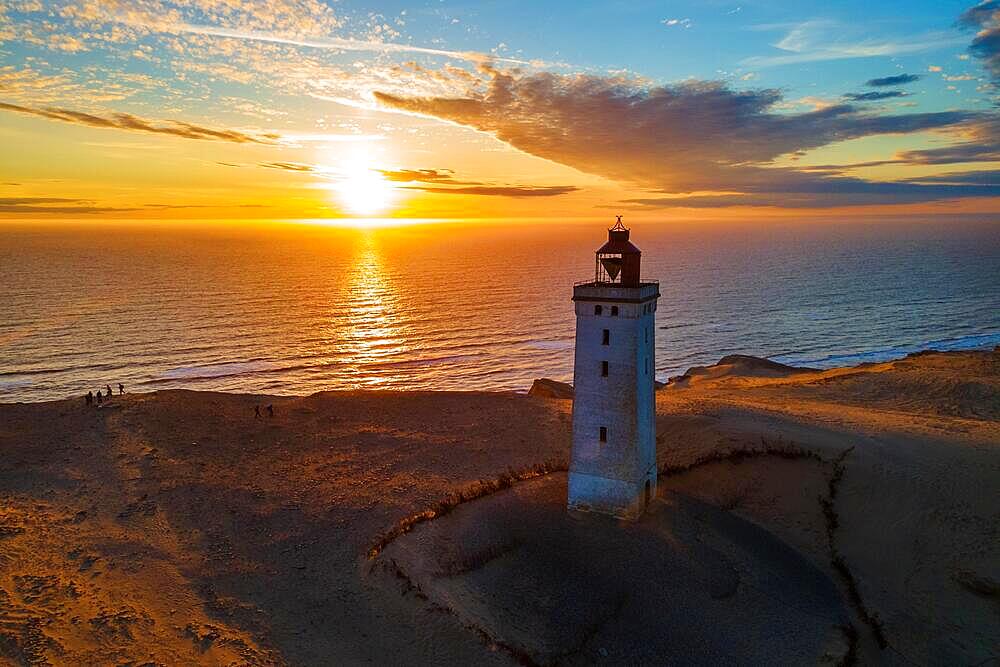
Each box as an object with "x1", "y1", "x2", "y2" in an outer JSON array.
[{"x1": 2, "y1": 0, "x2": 1000, "y2": 222}]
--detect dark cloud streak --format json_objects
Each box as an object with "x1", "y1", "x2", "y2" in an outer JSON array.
[
  {"x1": 844, "y1": 91, "x2": 908, "y2": 101},
  {"x1": 260, "y1": 161, "x2": 315, "y2": 171},
  {"x1": 406, "y1": 185, "x2": 578, "y2": 197},
  {"x1": 624, "y1": 177, "x2": 1000, "y2": 208},
  {"x1": 960, "y1": 0, "x2": 1000, "y2": 82},
  {"x1": 255, "y1": 161, "x2": 573, "y2": 197},
  {"x1": 0, "y1": 102, "x2": 280, "y2": 144},
  {"x1": 0, "y1": 197, "x2": 264, "y2": 215},
  {"x1": 865, "y1": 74, "x2": 921, "y2": 87},
  {"x1": 0, "y1": 197, "x2": 141, "y2": 214},
  {"x1": 379, "y1": 168, "x2": 474, "y2": 184}
]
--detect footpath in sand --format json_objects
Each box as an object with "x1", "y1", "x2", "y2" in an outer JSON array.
[{"x1": 0, "y1": 349, "x2": 997, "y2": 665}]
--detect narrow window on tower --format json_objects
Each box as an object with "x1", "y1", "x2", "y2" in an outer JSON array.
[
  {"x1": 601, "y1": 361, "x2": 609, "y2": 377},
  {"x1": 594, "y1": 305, "x2": 603, "y2": 316},
  {"x1": 599, "y1": 426, "x2": 607, "y2": 443},
  {"x1": 610, "y1": 306, "x2": 619, "y2": 316},
  {"x1": 602, "y1": 329, "x2": 610, "y2": 345}
]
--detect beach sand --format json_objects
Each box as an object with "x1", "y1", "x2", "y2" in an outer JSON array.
[{"x1": 0, "y1": 349, "x2": 997, "y2": 665}]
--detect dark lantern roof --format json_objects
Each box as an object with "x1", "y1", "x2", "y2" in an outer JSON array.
[{"x1": 597, "y1": 220, "x2": 641, "y2": 255}]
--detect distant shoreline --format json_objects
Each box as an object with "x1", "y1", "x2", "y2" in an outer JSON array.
[
  {"x1": 766, "y1": 331, "x2": 1000, "y2": 370},
  {"x1": 4, "y1": 345, "x2": 998, "y2": 406}
]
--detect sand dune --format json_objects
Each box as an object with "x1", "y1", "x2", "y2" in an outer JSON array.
[
  {"x1": 657, "y1": 349, "x2": 999, "y2": 665},
  {"x1": 0, "y1": 350, "x2": 996, "y2": 665},
  {"x1": 668, "y1": 353, "x2": 817, "y2": 386}
]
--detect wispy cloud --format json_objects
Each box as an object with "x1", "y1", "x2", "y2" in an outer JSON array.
[
  {"x1": 278, "y1": 132, "x2": 384, "y2": 144},
  {"x1": 743, "y1": 21, "x2": 965, "y2": 68},
  {"x1": 164, "y1": 23, "x2": 530, "y2": 66},
  {"x1": 661, "y1": 18, "x2": 692, "y2": 29},
  {"x1": 0, "y1": 102, "x2": 280, "y2": 144}
]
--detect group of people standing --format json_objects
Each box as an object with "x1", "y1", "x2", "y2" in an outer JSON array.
[{"x1": 85, "y1": 383, "x2": 124, "y2": 406}]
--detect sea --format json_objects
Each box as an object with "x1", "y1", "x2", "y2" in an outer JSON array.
[{"x1": 1, "y1": 219, "x2": 998, "y2": 403}]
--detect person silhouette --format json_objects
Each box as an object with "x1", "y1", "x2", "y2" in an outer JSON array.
[
  {"x1": 96, "y1": 390, "x2": 103, "y2": 405},
  {"x1": 254, "y1": 405, "x2": 261, "y2": 419},
  {"x1": 86, "y1": 391, "x2": 93, "y2": 406},
  {"x1": 106, "y1": 384, "x2": 112, "y2": 399},
  {"x1": 118, "y1": 383, "x2": 124, "y2": 395}
]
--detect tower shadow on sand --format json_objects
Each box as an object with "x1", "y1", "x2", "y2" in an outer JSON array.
[{"x1": 378, "y1": 472, "x2": 851, "y2": 665}]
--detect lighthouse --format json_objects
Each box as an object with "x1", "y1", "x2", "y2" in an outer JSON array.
[{"x1": 568, "y1": 218, "x2": 659, "y2": 519}]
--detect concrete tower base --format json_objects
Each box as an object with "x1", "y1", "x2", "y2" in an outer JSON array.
[{"x1": 568, "y1": 469, "x2": 658, "y2": 520}]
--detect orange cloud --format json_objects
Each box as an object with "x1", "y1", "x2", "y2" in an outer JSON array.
[{"x1": 375, "y1": 68, "x2": 996, "y2": 207}]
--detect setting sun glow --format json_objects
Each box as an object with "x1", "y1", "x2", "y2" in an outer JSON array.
[{"x1": 335, "y1": 160, "x2": 396, "y2": 216}]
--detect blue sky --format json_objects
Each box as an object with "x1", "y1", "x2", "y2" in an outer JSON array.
[{"x1": 323, "y1": 0, "x2": 982, "y2": 95}]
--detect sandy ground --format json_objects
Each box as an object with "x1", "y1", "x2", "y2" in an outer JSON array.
[
  {"x1": 0, "y1": 349, "x2": 997, "y2": 665},
  {"x1": 657, "y1": 350, "x2": 1000, "y2": 665}
]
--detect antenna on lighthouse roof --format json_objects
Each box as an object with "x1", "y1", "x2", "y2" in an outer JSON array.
[{"x1": 611, "y1": 215, "x2": 627, "y2": 231}]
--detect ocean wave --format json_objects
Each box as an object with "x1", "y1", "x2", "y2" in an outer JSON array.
[
  {"x1": 155, "y1": 360, "x2": 296, "y2": 382},
  {"x1": 152, "y1": 352, "x2": 487, "y2": 384},
  {"x1": 4, "y1": 222, "x2": 998, "y2": 403},
  {"x1": 0, "y1": 378, "x2": 34, "y2": 391},
  {"x1": 771, "y1": 332, "x2": 1000, "y2": 368},
  {"x1": 364, "y1": 352, "x2": 485, "y2": 370},
  {"x1": 523, "y1": 340, "x2": 573, "y2": 350}
]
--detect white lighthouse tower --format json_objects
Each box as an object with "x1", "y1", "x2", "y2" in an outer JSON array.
[{"x1": 568, "y1": 218, "x2": 659, "y2": 519}]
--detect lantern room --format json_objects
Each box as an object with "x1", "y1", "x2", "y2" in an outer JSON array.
[{"x1": 595, "y1": 216, "x2": 642, "y2": 287}]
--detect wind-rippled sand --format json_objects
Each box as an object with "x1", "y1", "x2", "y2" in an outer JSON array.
[{"x1": 0, "y1": 350, "x2": 997, "y2": 665}]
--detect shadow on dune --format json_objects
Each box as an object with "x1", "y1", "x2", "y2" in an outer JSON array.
[{"x1": 378, "y1": 473, "x2": 851, "y2": 666}]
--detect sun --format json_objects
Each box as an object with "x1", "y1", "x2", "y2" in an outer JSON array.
[{"x1": 335, "y1": 159, "x2": 396, "y2": 216}]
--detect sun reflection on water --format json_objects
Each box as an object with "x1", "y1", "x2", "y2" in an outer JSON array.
[{"x1": 337, "y1": 231, "x2": 409, "y2": 385}]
